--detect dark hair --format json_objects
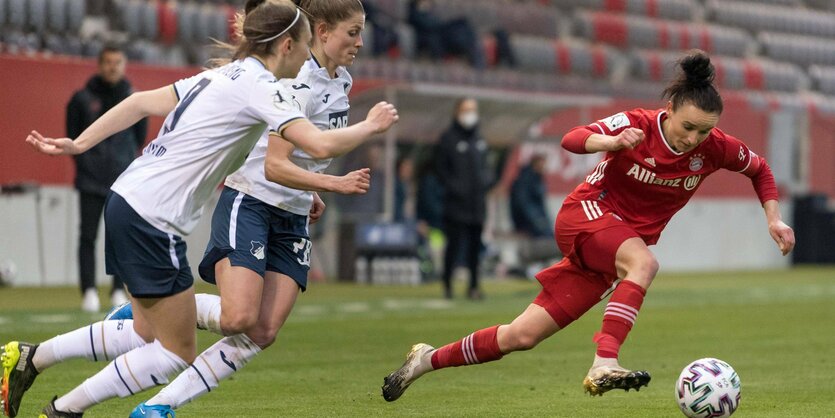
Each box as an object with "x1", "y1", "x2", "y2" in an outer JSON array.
[
  {"x1": 97, "y1": 44, "x2": 124, "y2": 63},
  {"x1": 662, "y1": 50, "x2": 723, "y2": 114},
  {"x1": 294, "y1": 0, "x2": 364, "y2": 34},
  {"x1": 211, "y1": 0, "x2": 309, "y2": 66}
]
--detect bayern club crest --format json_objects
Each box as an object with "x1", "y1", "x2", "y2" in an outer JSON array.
[{"x1": 689, "y1": 154, "x2": 704, "y2": 172}]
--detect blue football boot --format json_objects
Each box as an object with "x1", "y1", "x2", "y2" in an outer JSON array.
[
  {"x1": 129, "y1": 403, "x2": 175, "y2": 418},
  {"x1": 103, "y1": 302, "x2": 133, "y2": 321}
]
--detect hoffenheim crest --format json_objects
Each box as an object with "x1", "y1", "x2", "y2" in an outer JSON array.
[{"x1": 250, "y1": 241, "x2": 265, "y2": 260}]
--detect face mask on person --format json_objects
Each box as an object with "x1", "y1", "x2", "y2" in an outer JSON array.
[{"x1": 457, "y1": 111, "x2": 479, "y2": 129}]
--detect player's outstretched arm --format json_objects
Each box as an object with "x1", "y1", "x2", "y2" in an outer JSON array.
[
  {"x1": 26, "y1": 86, "x2": 177, "y2": 156},
  {"x1": 264, "y1": 135, "x2": 371, "y2": 194},
  {"x1": 281, "y1": 101, "x2": 398, "y2": 159},
  {"x1": 763, "y1": 199, "x2": 795, "y2": 256}
]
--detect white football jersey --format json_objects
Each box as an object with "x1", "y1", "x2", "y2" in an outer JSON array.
[
  {"x1": 224, "y1": 56, "x2": 352, "y2": 215},
  {"x1": 111, "y1": 57, "x2": 304, "y2": 235}
]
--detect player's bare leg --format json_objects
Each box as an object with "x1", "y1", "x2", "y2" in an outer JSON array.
[{"x1": 382, "y1": 303, "x2": 559, "y2": 401}]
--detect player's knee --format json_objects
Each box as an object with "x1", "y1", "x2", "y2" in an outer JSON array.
[
  {"x1": 220, "y1": 310, "x2": 259, "y2": 335},
  {"x1": 505, "y1": 330, "x2": 541, "y2": 352},
  {"x1": 246, "y1": 330, "x2": 277, "y2": 349},
  {"x1": 622, "y1": 252, "x2": 659, "y2": 287}
]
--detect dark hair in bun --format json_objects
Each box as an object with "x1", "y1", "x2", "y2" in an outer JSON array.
[{"x1": 662, "y1": 50, "x2": 723, "y2": 114}]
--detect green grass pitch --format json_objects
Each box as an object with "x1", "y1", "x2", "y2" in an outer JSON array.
[{"x1": 1, "y1": 267, "x2": 833, "y2": 417}]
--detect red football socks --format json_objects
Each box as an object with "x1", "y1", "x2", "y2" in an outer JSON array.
[
  {"x1": 431, "y1": 325, "x2": 504, "y2": 369},
  {"x1": 595, "y1": 280, "x2": 647, "y2": 358}
]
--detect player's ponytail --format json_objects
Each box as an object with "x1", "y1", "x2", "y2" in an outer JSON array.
[
  {"x1": 662, "y1": 50, "x2": 723, "y2": 114},
  {"x1": 209, "y1": 0, "x2": 309, "y2": 67}
]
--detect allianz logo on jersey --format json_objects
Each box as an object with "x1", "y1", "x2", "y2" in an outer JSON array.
[
  {"x1": 626, "y1": 163, "x2": 701, "y2": 190},
  {"x1": 329, "y1": 110, "x2": 349, "y2": 129}
]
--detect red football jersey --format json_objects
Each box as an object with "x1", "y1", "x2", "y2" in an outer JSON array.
[{"x1": 565, "y1": 108, "x2": 776, "y2": 245}]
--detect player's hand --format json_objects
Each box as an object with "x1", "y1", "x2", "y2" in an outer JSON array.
[
  {"x1": 309, "y1": 192, "x2": 326, "y2": 225},
  {"x1": 768, "y1": 220, "x2": 795, "y2": 256},
  {"x1": 26, "y1": 130, "x2": 80, "y2": 155},
  {"x1": 611, "y1": 128, "x2": 645, "y2": 151},
  {"x1": 365, "y1": 101, "x2": 399, "y2": 134},
  {"x1": 333, "y1": 168, "x2": 371, "y2": 195}
]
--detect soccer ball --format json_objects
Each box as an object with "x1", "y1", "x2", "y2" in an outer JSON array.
[{"x1": 675, "y1": 358, "x2": 741, "y2": 418}]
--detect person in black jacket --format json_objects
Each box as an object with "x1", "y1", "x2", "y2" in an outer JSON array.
[
  {"x1": 66, "y1": 45, "x2": 146, "y2": 312},
  {"x1": 510, "y1": 154, "x2": 552, "y2": 238},
  {"x1": 435, "y1": 97, "x2": 492, "y2": 299}
]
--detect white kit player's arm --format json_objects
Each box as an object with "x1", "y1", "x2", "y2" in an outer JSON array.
[
  {"x1": 264, "y1": 135, "x2": 371, "y2": 194},
  {"x1": 279, "y1": 101, "x2": 398, "y2": 159},
  {"x1": 26, "y1": 86, "x2": 178, "y2": 155}
]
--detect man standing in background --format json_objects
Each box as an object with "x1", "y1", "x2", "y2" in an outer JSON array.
[{"x1": 66, "y1": 44, "x2": 146, "y2": 312}]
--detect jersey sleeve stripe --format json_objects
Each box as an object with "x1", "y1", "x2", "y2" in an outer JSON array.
[
  {"x1": 591, "y1": 123, "x2": 606, "y2": 134},
  {"x1": 274, "y1": 117, "x2": 305, "y2": 137},
  {"x1": 171, "y1": 84, "x2": 180, "y2": 101},
  {"x1": 736, "y1": 149, "x2": 755, "y2": 173}
]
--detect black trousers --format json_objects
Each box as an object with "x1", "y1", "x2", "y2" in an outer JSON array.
[
  {"x1": 78, "y1": 191, "x2": 123, "y2": 294},
  {"x1": 442, "y1": 220, "x2": 483, "y2": 293}
]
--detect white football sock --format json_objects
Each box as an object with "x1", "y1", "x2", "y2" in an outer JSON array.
[
  {"x1": 195, "y1": 293, "x2": 223, "y2": 335},
  {"x1": 32, "y1": 320, "x2": 147, "y2": 371},
  {"x1": 54, "y1": 340, "x2": 188, "y2": 413},
  {"x1": 145, "y1": 334, "x2": 261, "y2": 409}
]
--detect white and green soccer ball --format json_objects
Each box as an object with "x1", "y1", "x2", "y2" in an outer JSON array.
[{"x1": 676, "y1": 358, "x2": 741, "y2": 418}]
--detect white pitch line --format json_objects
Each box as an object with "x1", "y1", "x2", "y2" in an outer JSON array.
[
  {"x1": 337, "y1": 302, "x2": 370, "y2": 313},
  {"x1": 30, "y1": 314, "x2": 73, "y2": 323}
]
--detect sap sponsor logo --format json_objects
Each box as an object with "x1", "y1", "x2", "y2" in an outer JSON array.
[
  {"x1": 329, "y1": 109, "x2": 349, "y2": 129},
  {"x1": 683, "y1": 175, "x2": 701, "y2": 191},
  {"x1": 600, "y1": 112, "x2": 630, "y2": 131},
  {"x1": 250, "y1": 241, "x2": 265, "y2": 260},
  {"x1": 143, "y1": 142, "x2": 167, "y2": 157}
]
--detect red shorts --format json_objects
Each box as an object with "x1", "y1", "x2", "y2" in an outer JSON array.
[{"x1": 532, "y1": 198, "x2": 640, "y2": 328}]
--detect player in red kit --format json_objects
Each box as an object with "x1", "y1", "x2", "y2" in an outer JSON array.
[{"x1": 381, "y1": 50, "x2": 796, "y2": 401}]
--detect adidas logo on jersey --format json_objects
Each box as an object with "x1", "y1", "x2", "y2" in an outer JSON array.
[{"x1": 644, "y1": 157, "x2": 656, "y2": 167}]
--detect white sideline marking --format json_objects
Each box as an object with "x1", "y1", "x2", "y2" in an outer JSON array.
[
  {"x1": 295, "y1": 305, "x2": 326, "y2": 316},
  {"x1": 337, "y1": 302, "x2": 370, "y2": 313},
  {"x1": 30, "y1": 314, "x2": 73, "y2": 323}
]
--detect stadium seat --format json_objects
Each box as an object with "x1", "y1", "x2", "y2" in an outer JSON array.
[
  {"x1": 177, "y1": 1, "x2": 197, "y2": 42},
  {"x1": 366, "y1": 0, "x2": 409, "y2": 22},
  {"x1": 7, "y1": 0, "x2": 25, "y2": 28},
  {"x1": 193, "y1": 4, "x2": 212, "y2": 43},
  {"x1": 574, "y1": 11, "x2": 753, "y2": 57},
  {"x1": 46, "y1": 0, "x2": 67, "y2": 33},
  {"x1": 82, "y1": 37, "x2": 103, "y2": 57},
  {"x1": 554, "y1": 0, "x2": 698, "y2": 21},
  {"x1": 631, "y1": 49, "x2": 807, "y2": 92},
  {"x1": 806, "y1": 0, "x2": 835, "y2": 12},
  {"x1": 139, "y1": 0, "x2": 158, "y2": 40},
  {"x1": 67, "y1": 0, "x2": 84, "y2": 32},
  {"x1": 810, "y1": 65, "x2": 835, "y2": 95},
  {"x1": 759, "y1": 32, "x2": 835, "y2": 67},
  {"x1": 707, "y1": 0, "x2": 835, "y2": 38},
  {"x1": 26, "y1": 0, "x2": 46, "y2": 32},
  {"x1": 158, "y1": 0, "x2": 178, "y2": 45}
]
